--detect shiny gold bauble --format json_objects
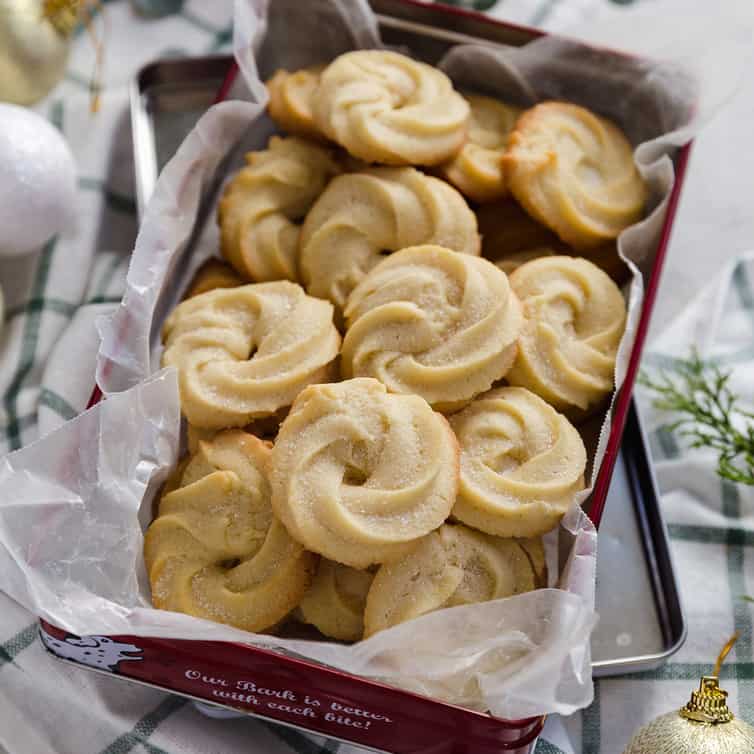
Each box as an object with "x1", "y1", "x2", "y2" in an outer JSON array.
[
  {"x1": 0, "y1": 0, "x2": 77, "y2": 105},
  {"x1": 624, "y1": 709, "x2": 754, "y2": 753},
  {"x1": 624, "y1": 673, "x2": 754, "y2": 753}
]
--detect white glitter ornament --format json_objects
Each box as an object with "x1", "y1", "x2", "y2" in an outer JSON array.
[{"x1": 0, "y1": 103, "x2": 77, "y2": 256}]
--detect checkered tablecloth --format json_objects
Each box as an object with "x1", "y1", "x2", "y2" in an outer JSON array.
[{"x1": 1, "y1": 2, "x2": 753, "y2": 753}]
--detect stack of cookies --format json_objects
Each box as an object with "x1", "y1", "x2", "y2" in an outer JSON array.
[{"x1": 144, "y1": 49, "x2": 646, "y2": 642}]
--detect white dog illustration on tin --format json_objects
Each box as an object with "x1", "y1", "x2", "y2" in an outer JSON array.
[{"x1": 39, "y1": 626, "x2": 143, "y2": 672}]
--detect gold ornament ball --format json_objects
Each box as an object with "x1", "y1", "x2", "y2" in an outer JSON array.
[
  {"x1": 0, "y1": 0, "x2": 77, "y2": 106},
  {"x1": 624, "y1": 710, "x2": 754, "y2": 753}
]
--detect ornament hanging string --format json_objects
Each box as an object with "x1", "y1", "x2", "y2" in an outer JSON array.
[
  {"x1": 42, "y1": 0, "x2": 104, "y2": 112},
  {"x1": 713, "y1": 632, "x2": 739, "y2": 678}
]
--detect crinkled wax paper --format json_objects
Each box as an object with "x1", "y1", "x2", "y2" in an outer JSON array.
[{"x1": 0, "y1": 0, "x2": 749, "y2": 721}]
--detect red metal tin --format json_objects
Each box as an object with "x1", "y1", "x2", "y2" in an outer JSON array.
[
  {"x1": 39, "y1": 621, "x2": 543, "y2": 753},
  {"x1": 588, "y1": 143, "x2": 692, "y2": 527},
  {"x1": 44, "y1": 3, "x2": 693, "y2": 752}
]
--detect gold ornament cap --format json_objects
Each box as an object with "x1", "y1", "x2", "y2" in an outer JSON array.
[
  {"x1": 623, "y1": 632, "x2": 754, "y2": 754},
  {"x1": 42, "y1": 0, "x2": 81, "y2": 36},
  {"x1": 680, "y1": 676, "x2": 734, "y2": 724},
  {"x1": 678, "y1": 630, "x2": 738, "y2": 724}
]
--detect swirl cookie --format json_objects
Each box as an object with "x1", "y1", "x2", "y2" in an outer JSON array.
[
  {"x1": 342, "y1": 245, "x2": 522, "y2": 411},
  {"x1": 218, "y1": 136, "x2": 339, "y2": 282},
  {"x1": 504, "y1": 102, "x2": 647, "y2": 249},
  {"x1": 477, "y1": 200, "x2": 627, "y2": 283},
  {"x1": 477, "y1": 199, "x2": 567, "y2": 261},
  {"x1": 185, "y1": 409, "x2": 285, "y2": 455},
  {"x1": 161, "y1": 282, "x2": 340, "y2": 429},
  {"x1": 270, "y1": 378, "x2": 459, "y2": 568},
  {"x1": 313, "y1": 50, "x2": 469, "y2": 165},
  {"x1": 266, "y1": 65, "x2": 325, "y2": 139},
  {"x1": 495, "y1": 247, "x2": 555, "y2": 276},
  {"x1": 298, "y1": 560, "x2": 375, "y2": 641},
  {"x1": 144, "y1": 431, "x2": 316, "y2": 632},
  {"x1": 506, "y1": 256, "x2": 627, "y2": 414},
  {"x1": 439, "y1": 95, "x2": 521, "y2": 203},
  {"x1": 518, "y1": 536, "x2": 547, "y2": 587},
  {"x1": 450, "y1": 386, "x2": 587, "y2": 538},
  {"x1": 300, "y1": 167, "x2": 479, "y2": 317},
  {"x1": 185, "y1": 259, "x2": 243, "y2": 298},
  {"x1": 364, "y1": 524, "x2": 538, "y2": 637}
]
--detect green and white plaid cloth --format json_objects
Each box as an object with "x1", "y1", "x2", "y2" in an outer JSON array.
[
  {"x1": 0, "y1": 0, "x2": 234, "y2": 455},
  {"x1": 2, "y1": 1, "x2": 753, "y2": 753}
]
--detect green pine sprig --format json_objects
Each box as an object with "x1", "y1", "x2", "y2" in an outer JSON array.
[{"x1": 639, "y1": 350, "x2": 754, "y2": 485}]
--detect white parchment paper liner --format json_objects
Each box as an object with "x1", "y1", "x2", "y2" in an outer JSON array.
[{"x1": 0, "y1": 0, "x2": 749, "y2": 722}]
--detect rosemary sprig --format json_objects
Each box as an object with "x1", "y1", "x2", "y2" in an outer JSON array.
[{"x1": 639, "y1": 351, "x2": 754, "y2": 485}]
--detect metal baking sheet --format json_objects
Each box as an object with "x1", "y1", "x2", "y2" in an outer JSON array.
[
  {"x1": 131, "y1": 55, "x2": 231, "y2": 217},
  {"x1": 591, "y1": 404, "x2": 686, "y2": 675},
  {"x1": 129, "y1": 51, "x2": 686, "y2": 676}
]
